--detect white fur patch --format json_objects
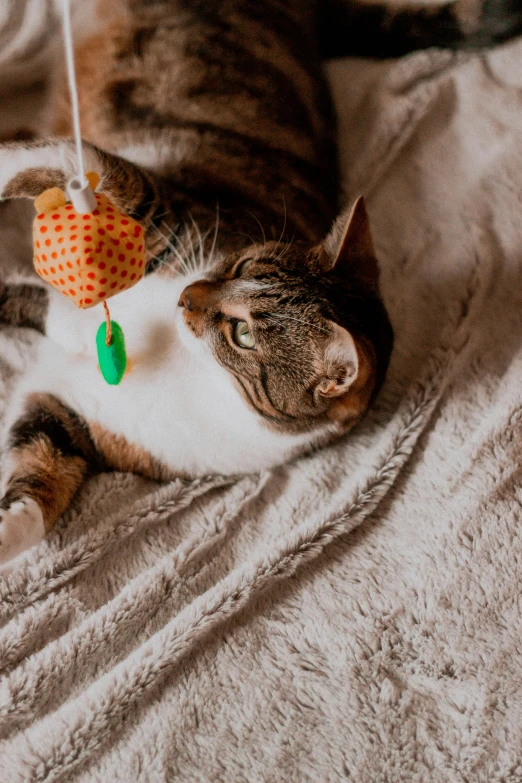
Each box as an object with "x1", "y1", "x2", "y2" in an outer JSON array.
[
  {"x1": 5, "y1": 272, "x2": 323, "y2": 479},
  {"x1": 116, "y1": 135, "x2": 199, "y2": 172},
  {"x1": 0, "y1": 497, "x2": 45, "y2": 566}
]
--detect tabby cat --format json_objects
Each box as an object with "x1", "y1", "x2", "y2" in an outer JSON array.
[{"x1": 0, "y1": 0, "x2": 519, "y2": 565}]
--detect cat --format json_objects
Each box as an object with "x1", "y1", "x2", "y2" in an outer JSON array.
[{"x1": 0, "y1": 0, "x2": 519, "y2": 565}]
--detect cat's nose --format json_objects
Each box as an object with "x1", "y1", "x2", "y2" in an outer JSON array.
[
  {"x1": 178, "y1": 281, "x2": 216, "y2": 311},
  {"x1": 178, "y1": 286, "x2": 194, "y2": 310}
]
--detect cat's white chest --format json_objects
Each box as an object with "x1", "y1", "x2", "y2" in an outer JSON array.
[{"x1": 19, "y1": 275, "x2": 304, "y2": 476}]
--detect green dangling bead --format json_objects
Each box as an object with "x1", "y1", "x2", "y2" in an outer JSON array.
[{"x1": 96, "y1": 319, "x2": 127, "y2": 385}]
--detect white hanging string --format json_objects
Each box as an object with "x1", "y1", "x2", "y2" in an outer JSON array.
[
  {"x1": 61, "y1": 0, "x2": 96, "y2": 213},
  {"x1": 62, "y1": 0, "x2": 86, "y2": 186}
]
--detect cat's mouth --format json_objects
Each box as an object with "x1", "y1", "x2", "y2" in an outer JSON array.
[
  {"x1": 174, "y1": 283, "x2": 209, "y2": 358},
  {"x1": 180, "y1": 311, "x2": 202, "y2": 338},
  {"x1": 177, "y1": 279, "x2": 216, "y2": 339}
]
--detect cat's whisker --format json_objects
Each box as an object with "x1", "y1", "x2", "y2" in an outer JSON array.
[
  {"x1": 146, "y1": 250, "x2": 180, "y2": 277},
  {"x1": 176, "y1": 212, "x2": 217, "y2": 275},
  {"x1": 191, "y1": 236, "x2": 203, "y2": 272},
  {"x1": 145, "y1": 251, "x2": 166, "y2": 265},
  {"x1": 187, "y1": 213, "x2": 208, "y2": 273},
  {"x1": 154, "y1": 228, "x2": 190, "y2": 276},
  {"x1": 208, "y1": 204, "x2": 220, "y2": 270},
  {"x1": 236, "y1": 230, "x2": 259, "y2": 248},
  {"x1": 245, "y1": 208, "x2": 266, "y2": 246},
  {"x1": 273, "y1": 196, "x2": 288, "y2": 251},
  {"x1": 153, "y1": 225, "x2": 192, "y2": 277},
  {"x1": 197, "y1": 238, "x2": 205, "y2": 272},
  {"x1": 264, "y1": 312, "x2": 330, "y2": 334},
  {"x1": 161, "y1": 221, "x2": 191, "y2": 258},
  {"x1": 158, "y1": 221, "x2": 193, "y2": 274},
  {"x1": 156, "y1": 222, "x2": 178, "y2": 249},
  {"x1": 149, "y1": 208, "x2": 170, "y2": 226},
  {"x1": 171, "y1": 217, "x2": 196, "y2": 274},
  {"x1": 272, "y1": 235, "x2": 295, "y2": 265},
  {"x1": 195, "y1": 226, "x2": 212, "y2": 272},
  {"x1": 272, "y1": 243, "x2": 289, "y2": 265},
  {"x1": 150, "y1": 223, "x2": 173, "y2": 247}
]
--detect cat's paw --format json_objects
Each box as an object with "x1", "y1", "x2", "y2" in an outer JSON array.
[
  {"x1": 0, "y1": 497, "x2": 45, "y2": 567},
  {"x1": 0, "y1": 138, "x2": 103, "y2": 201}
]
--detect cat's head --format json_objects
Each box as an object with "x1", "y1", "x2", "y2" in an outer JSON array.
[{"x1": 177, "y1": 197, "x2": 393, "y2": 438}]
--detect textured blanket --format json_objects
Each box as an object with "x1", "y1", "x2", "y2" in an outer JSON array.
[{"x1": 1, "y1": 7, "x2": 522, "y2": 781}]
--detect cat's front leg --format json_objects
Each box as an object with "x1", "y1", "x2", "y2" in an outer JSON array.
[
  {"x1": 0, "y1": 275, "x2": 48, "y2": 334},
  {"x1": 0, "y1": 392, "x2": 99, "y2": 566},
  {"x1": 0, "y1": 273, "x2": 105, "y2": 358},
  {"x1": 0, "y1": 138, "x2": 171, "y2": 249}
]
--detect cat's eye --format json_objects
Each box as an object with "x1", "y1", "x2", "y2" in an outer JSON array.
[
  {"x1": 233, "y1": 320, "x2": 255, "y2": 349},
  {"x1": 234, "y1": 258, "x2": 253, "y2": 277}
]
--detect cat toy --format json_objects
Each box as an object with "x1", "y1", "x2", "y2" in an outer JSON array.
[{"x1": 32, "y1": 0, "x2": 146, "y2": 385}]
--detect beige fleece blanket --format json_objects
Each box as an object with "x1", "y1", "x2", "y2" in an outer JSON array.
[{"x1": 1, "y1": 6, "x2": 522, "y2": 780}]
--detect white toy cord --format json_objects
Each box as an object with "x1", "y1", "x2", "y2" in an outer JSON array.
[{"x1": 62, "y1": 0, "x2": 96, "y2": 213}]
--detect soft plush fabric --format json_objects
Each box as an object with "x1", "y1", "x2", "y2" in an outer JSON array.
[
  {"x1": 1, "y1": 11, "x2": 522, "y2": 782},
  {"x1": 33, "y1": 184, "x2": 146, "y2": 309}
]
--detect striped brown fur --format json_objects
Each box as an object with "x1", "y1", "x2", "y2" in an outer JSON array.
[
  {"x1": 0, "y1": 280, "x2": 48, "y2": 334},
  {"x1": 4, "y1": 393, "x2": 98, "y2": 530},
  {"x1": 89, "y1": 424, "x2": 175, "y2": 482},
  {"x1": 2, "y1": 439, "x2": 88, "y2": 532}
]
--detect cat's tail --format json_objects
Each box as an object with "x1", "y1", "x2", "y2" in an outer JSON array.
[{"x1": 320, "y1": 0, "x2": 522, "y2": 58}]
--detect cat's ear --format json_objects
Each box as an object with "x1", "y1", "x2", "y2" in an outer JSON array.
[
  {"x1": 317, "y1": 323, "x2": 359, "y2": 399},
  {"x1": 323, "y1": 196, "x2": 379, "y2": 290}
]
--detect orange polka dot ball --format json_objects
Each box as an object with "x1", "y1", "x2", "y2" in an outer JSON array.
[{"x1": 33, "y1": 173, "x2": 145, "y2": 309}]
